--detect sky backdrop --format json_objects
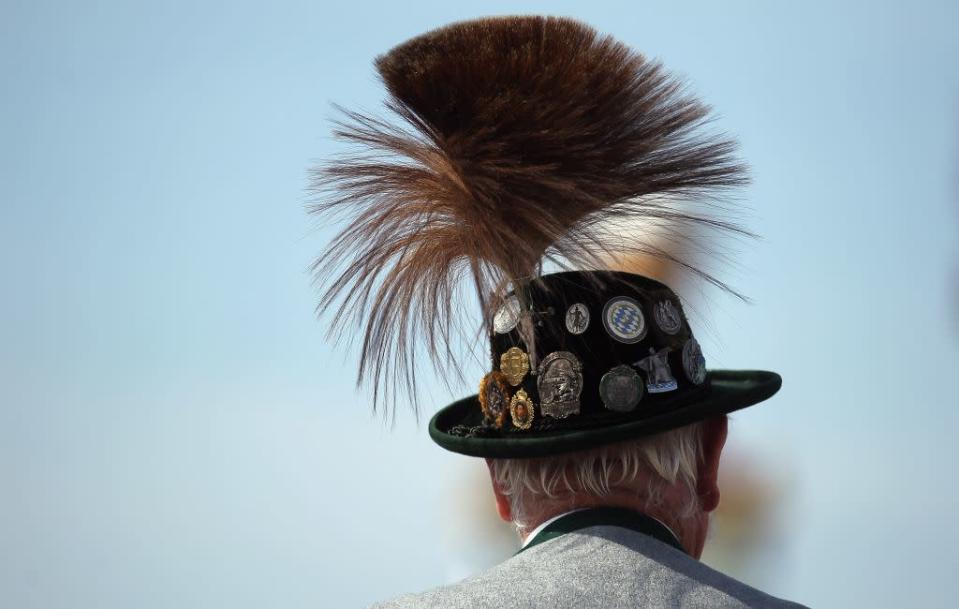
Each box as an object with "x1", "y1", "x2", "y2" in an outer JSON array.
[{"x1": 2, "y1": 1, "x2": 958, "y2": 608}]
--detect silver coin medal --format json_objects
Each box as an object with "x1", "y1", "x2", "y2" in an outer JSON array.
[
  {"x1": 602, "y1": 296, "x2": 647, "y2": 343},
  {"x1": 493, "y1": 295, "x2": 523, "y2": 334},
  {"x1": 599, "y1": 365, "x2": 644, "y2": 412},
  {"x1": 565, "y1": 303, "x2": 590, "y2": 335},
  {"x1": 653, "y1": 299, "x2": 683, "y2": 335},
  {"x1": 536, "y1": 351, "x2": 583, "y2": 418},
  {"x1": 682, "y1": 338, "x2": 707, "y2": 385},
  {"x1": 635, "y1": 347, "x2": 678, "y2": 393}
]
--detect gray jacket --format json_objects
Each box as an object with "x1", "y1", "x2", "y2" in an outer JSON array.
[{"x1": 370, "y1": 508, "x2": 808, "y2": 609}]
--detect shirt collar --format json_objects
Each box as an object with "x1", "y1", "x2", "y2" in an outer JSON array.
[
  {"x1": 516, "y1": 506, "x2": 687, "y2": 555},
  {"x1": 520, "y1": 508, "x2": 590, "y2": 549}
]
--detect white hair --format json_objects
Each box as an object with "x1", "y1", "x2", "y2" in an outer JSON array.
[{"x1": 489, "y1": 422, "x2": 705, "y2": 530}]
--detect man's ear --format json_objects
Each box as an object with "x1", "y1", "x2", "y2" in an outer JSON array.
[
  {"x1": 696, "y1": 415, "x2": 728, "y2": 512},
  {"x1": 485, "y1": 458, "x2": 512, "y2": 522}
]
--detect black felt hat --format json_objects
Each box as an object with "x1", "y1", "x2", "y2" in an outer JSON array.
[
  {"x1": 309, "y1": 16, "x2": 779, "y2": 455},
  {"x1": 429, "y1": 270, "x2": 781, "y2": 458}
]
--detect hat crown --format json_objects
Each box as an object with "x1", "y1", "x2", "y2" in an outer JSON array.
[{"x1": 476, "y1": 271, "x2": 709, "y2": 435}]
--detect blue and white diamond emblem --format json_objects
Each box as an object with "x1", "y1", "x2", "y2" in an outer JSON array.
[{"x1": 602, "y1": 296, "x2": 647, "y2": 343}]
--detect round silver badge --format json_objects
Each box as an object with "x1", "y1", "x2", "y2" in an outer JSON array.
[
  {"x1": 492, "y1": 296, "x2": 522, "y2": 334},
  {"x1": 565, "y1": 303, "x2": 590, "y2": 335},
  {"x1": 653, "y1": 300, "x2": 683, "y2": 335},
  {"x1": 599, "y1": 365, "x2": 644, "y2": 412},
  {"x1": 682, "y1": 338, "x2": 707, "y2": 385},
  {"x1": 602, "y1": 296, "x2": 647, "y2": 344}
]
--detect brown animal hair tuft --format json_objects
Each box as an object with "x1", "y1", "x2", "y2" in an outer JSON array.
[{"x1": 308, "y1": 15, "x2": 751, "y2": 418}]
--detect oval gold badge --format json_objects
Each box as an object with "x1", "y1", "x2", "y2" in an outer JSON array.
[
  {"x1": 509, "y1": 389, "x2": 535, "y2": 430},
  {"x1": 478, "y1": 371, "x2": 511, "y2": 429},
  {"x1": 499, "y1": 347, "x2": 530, "y2": 387}
]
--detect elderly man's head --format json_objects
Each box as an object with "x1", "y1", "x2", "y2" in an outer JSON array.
[{"x1": 486, "y1": 415, "x2": 728, "y2": 558}]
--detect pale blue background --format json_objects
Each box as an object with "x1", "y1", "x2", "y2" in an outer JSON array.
[{"x1": 2, "y1": 1, "x2": 957, "y2": 608}]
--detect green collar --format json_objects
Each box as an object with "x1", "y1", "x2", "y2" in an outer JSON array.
[{"x1": 516, "y1": 506, "x2": 687, "y2": 555}]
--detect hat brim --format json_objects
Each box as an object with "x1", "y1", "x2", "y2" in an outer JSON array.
[{"x1": 429, "y1": 369, "x2": 781, "y2": 458}]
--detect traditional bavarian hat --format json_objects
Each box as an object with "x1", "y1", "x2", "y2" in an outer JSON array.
[
  {"x1": 309, "y1": 15, "x2": 781, "y2": 457},
  {"x1": 430, "y1": 270, "x2": 780, "y2": 457}
]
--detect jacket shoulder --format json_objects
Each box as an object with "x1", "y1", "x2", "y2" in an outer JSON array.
[{"x1": 367, "y1": 526, "x2": 809, "y2": 609}]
